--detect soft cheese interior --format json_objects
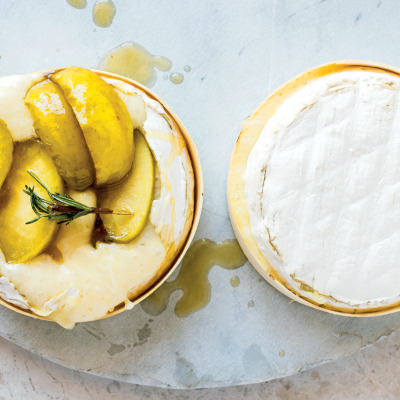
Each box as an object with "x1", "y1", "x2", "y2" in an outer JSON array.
[
  {"x1": 246, "y1": 69, "x2": 400, "y2": 310},
  {"x1": 0, "y1": 72, "x2": 194, "y2": 328}
]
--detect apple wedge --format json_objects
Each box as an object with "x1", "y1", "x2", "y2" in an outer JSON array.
[
  {"x1": 0, "y1": 141, "x2": 64, "y2": 263},
  {"x1": 51, "y1": 67, "x2": 134, "y2": 187},
  {"x1": 99, "y1": 131, "x2": 154, "y2": 243},
  {"x1": 25, "y1": 80, "x2": 95, "y2": 190},
  {"x1": 0, "y1": 120, "x2": 13, "y2": 191}
]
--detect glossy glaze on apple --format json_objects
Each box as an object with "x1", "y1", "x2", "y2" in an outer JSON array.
[{"x1": 0, "y1": 68, "x2": 195, "y2": 328}]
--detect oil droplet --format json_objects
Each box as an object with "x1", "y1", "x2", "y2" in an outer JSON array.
[
  {"x1": 279, "y1": 350, "x2": 285, "y2": 357},
  {"x1": 230, "y1": 275, "x2": 240, "y2": 287},
  {"x1": 170, "y1": 73, "x2": 184, "y2": 85},
  {"x1": 248, "y1": 300, "x2": 254, "y2": 308},
  {"x1": 141, "y1": 239, "x2": 247, "y2": 317},
  {"x1": 184, "y1": 65, "x2": 191, "y2": 73},
  {"x1": 100, "y1": 42, "x2": 172, "y2": 87},
  {"x1": 67, "y1": 0, "x2": 87, "y2": 9},
  {"x1": 93, "y1": 0, "x2": 116, "y2": 28}
]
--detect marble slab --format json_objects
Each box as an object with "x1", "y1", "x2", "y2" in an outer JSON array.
[
  {"x1": 0, "y1": 0, "x2": 399, "y2": 389},
  {"x1": 1, "y1": 330, "x2": 400, "y2": 399}
]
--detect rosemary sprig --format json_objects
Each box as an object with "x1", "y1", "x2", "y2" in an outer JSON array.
[{"x1": 23, "y1": 170, "x2": 132, "y2": 225}]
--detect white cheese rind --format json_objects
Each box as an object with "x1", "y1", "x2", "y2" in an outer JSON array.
[
  {"x1": 106, "y1": 77, "x2": 190, "y2": 245},
  {"x1": 245, "y1": 70, "x2": 400, "y2": 310},
  {"x1": 0, "y1": 277, "x2": 30, "y2": 310}
]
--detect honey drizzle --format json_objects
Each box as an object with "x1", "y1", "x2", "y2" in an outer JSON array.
[
  {"x1": 141, "y1": 239, "x2": 247, "y2": 317},
  {"x1": 43, "y1": 244, "x2": 64, "y2": 264},
  {"x1": 145, "y1": 129, "x2": 177, "y2": 143},
  {"x1": 66, "y1": 0, "x2": 87, "y2": 9},
  {"x1": 99, "y1": 42, "x2": 172, "y2": 87},
  {"x1": 92, "y1": 0, "x2": 116, "y2": 28},
  {"x1": 90, "y1": 215, "x2": 108, "y2": 248}
]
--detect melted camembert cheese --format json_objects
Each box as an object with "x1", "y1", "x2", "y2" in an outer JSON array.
[{"x1": 0, "y1": 72, "x2": 194, "y2": 328}]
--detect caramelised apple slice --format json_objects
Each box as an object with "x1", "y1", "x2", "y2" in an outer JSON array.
[
  {"x1": 25, "y1": 80, "x2": 95, "y2": 190},
  {"x1": 0, "y1": 120, "x2": 13, "y2": 191},
  {"x1": 99, "y1": 131, "x2": 154, "y2": 243},
  {"x1": 0, "y1": 141, "x2": 63, "y2": 263},
  {"x1": 51, "y1": 67, "x2": 134, "y2": 187}
]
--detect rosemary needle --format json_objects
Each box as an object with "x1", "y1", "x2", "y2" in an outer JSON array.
[{"x1": 23, "y1": 169, "x2": 132, "y2": 225}]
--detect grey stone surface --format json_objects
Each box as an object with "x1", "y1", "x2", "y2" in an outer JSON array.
[
  {"x1": 2, "y1": 274, "x2": 400, "y2": 388},
  {"x1": 0, "y1": 0, "x2": 399, "y2": 390},
  {"x1": 1, "y1": 330, "x2": 400, "y2": 398}
]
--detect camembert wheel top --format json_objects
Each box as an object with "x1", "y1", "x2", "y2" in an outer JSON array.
[{"x1": 229, "y1": 61, "x2": 400, "y2": 316}]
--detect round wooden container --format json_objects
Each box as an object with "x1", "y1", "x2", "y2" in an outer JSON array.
[
  {"x1": 0, "y1": 68, "x2": 204, "y2": 324},
  {"x1": 228, "y1": 60, "x2": 400, "y2": 317}
]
